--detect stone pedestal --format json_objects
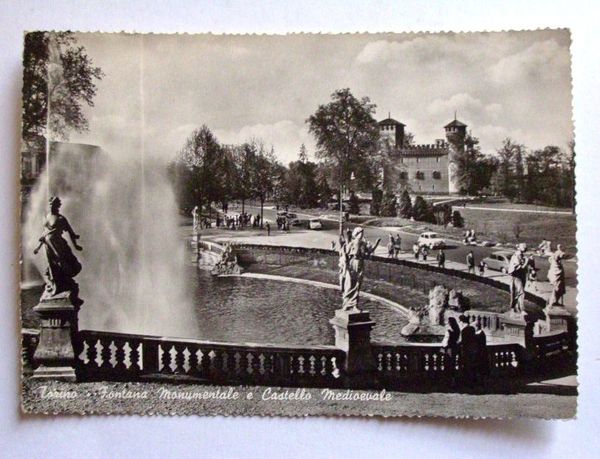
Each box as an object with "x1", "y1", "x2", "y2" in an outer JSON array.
[
  {"x1": 329, "y1": 309, "x2": 375, "y2": 376},
  {"x1": 544, "y1": 305, "x2": 572, "y2": 332},
  {"x1": 500, "y1": 312, "x2": 535, "y2": 349},
  {"x1": 32, "y1": 291, "x2": 80, "y2": 381}
]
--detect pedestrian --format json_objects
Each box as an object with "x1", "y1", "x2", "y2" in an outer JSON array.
[
  {"x1": 266, "y1": 222, "x2": 271, "y2": 236},
  {"x1": 437, "y1": 249, "x2": 446, "y2": 268},
  {"x1": 412, "y1": 243, "x2": 420, "y2": 261},
  {"x1": 441, "y1": 316, "x2": 460, "y2": 386},
  {"x1": 458, "y1": 314, "x2": 477, "y2": 389},
  {"x1": 466, "y1": 250, "x2": 475, "y2": 274},
  {"x1": 394, "y1": 234, "x2": 402, "y2": 258},
  {"x1": 478, "y1": 261, "x2": 486, "y2": 276},
  {"x1": 387, "y1": 235, "x2": 395, "y2": 259},
  {"x1": 421, "y1": 245, "x2": 429, "y2": 261}
]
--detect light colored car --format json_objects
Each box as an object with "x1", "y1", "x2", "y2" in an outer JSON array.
[
  {"x1": 417, "y1": 231, "x2": 446, "y2": 249},
  {"x1": 309, "y1": 218, "x2": 323, "y2": 230},
  {"x1": 482, "y1": 250, "x2": 513, "y2": 273}
]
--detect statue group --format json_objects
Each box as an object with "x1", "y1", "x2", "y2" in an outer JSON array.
[
  {"x1": 33, "y1": 196, "x2": 83, "y2": 303},
  {"x1": 336, "y1": 227, "x2": 380, "y2": 311},
  {"x1": 508, "y1": 242, "x2": 567, "y2": 316}
]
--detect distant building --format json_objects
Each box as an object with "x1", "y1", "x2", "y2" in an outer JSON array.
[{"x1": 378, "y1": 116, "x2": 467, "y2": 194}]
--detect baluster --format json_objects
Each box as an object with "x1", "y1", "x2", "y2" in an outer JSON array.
[
  {"x1": 122, "y1": 341, "x2": 132, "y2": 370},
  {"x1": 182, "y1": 347, "x2": 191, "y2": 373},
  {"x1": 308, "y1": 355, "x2": 316, "y2": 376}
]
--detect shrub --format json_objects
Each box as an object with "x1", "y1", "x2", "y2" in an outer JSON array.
[
  {"x1": 370, "y1": 188, "x2": 382, "y2": 216},
  {"x1": 398, "y1": 189, "x2": 412, "y2": 218},
  {"x1": 412, "y1": 196, "x2": 434, "y2": 222},
  {"x1": 380, "y1": 191, "x2": 398, "y2": 217},
  {"x1": 452, "y1": 210, "x2": 464, "y2": 228}
]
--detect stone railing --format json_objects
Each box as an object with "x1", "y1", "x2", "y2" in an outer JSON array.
[
  {"x1": 68, "y1": 328, "x2": 574, "y2": 389},
  {"x1": 74, "y1": 330, "x2": 345, "y2": 388},
  {"x1": 464, "y1": 310, "x2": 503, "y2": 334}
]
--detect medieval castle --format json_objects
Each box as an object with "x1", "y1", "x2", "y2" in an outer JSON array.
[{"x1": 378, "y1": 116, "x2": 467, "y2": 194}]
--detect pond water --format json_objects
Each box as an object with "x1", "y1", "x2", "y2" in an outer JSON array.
[
  {"x1": 21, "y1": 268, "x2": 409, "y2": 346},
  {"x1": 189, "y1": 269, "x2": 408, "y2": 346}
]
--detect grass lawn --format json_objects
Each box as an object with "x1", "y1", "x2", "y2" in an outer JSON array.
[{"x1": 459, "y1": 208, "x2": 577, "y2": 254}]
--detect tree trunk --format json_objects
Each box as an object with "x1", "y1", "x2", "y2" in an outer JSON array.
[{"x1": 260, "y1": 197, "x2": 264, "y2": 229}]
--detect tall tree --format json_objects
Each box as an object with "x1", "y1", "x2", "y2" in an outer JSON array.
[
  {"x1": 175, "y1": 125, "x2": 222, "y2": 215},
  {"x1": 253, "y1": 143, "x2": 277, "y2": 227},
  {"x1": 398, "y1": 189, "x2": 412, "y2": 218},
  {"x1": 494, "y1": 138, "x2": 518, "y2": 201},
  {"x1": 380, "y1": 191, "x2": 398, "y2": 217},
  {"x1": 452, "y1": 134, "x2": 496, "y2": 195},
  {"x1": 307, "y1": 88, "x2": 380, "y2": 224},
  {"x1": 22, "y1": 32, "x2": 103, "y2": 146}
]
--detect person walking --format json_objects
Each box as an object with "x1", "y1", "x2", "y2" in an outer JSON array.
[
  {"x1": 478, "y1": 260, "x2": 486, "y2": 276},
  {"x1": 421, "y1": 245, "x2": 429, "y2": 261},
  {"x1": 412, "y1": 243, "x2": 420, "y2": 261},
  {"x1": 466, "y1": 251, "x2": 475, "y2": 274},
  {"x1": 437, "y1": 249, "x2": 446, "y2": 268},
  {"x1": 266, "y1": 222, "x2": 271, "y2": 236},
  {"x1": 387, "y1": 235, "x2": 395, "y2": 259},
  {"x1": 394, "y1": 234, "x2": 402, "y2": 258}
]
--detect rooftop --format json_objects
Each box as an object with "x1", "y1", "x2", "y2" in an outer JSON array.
[
  {"x1": 444, "y1": 119, "x2": 468, "y2": 128},
  {"x1": 378, "y1": 117, "x2": 405, "y2": 127}
]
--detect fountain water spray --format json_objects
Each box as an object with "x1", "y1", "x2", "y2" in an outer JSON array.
[{"x1": 22, "y1": 143, "x2": 198, "y2": 338}]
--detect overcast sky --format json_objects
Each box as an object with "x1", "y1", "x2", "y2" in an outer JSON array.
[{"x1": 70, "y1": 30, "x2": 573, "y2": 164}]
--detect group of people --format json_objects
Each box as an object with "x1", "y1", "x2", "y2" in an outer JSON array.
[
  {"x1": 221, "y1": 212, "x2": 261, "y2": 230},
  {"x1": 441, "y1": 315, "x2": 489, "y2": 389},
  {"x1": 386, "y1": 234, "x2": 402, "y2": 259},
  {"x1": 275, "y1": 215, "x2": 290, "y2": 231}
]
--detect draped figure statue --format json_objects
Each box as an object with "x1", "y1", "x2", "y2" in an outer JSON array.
[
  {"x1": 508, "y1": 243, "x2": 529, "y2": 314},
  {"x1": 547, "y1": 245, "x2": 566, "y2": 306},
  {"x1": 33, "y1": 196, "x2": 83, "y2": 297},
  {"x1": 337, "y1": 227, "x2": 380, "y2": 311}
]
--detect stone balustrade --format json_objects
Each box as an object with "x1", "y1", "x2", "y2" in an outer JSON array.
[
  {"x1": 70, "y1": 329, "x2": 573, "y2": 389},
  {"x1": 75, "y1": 330, "x2": 345, "y2": 387}
]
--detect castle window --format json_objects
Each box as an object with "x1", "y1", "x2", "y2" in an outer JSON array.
[
  {"x1": 433, "y1": 170, "x2": 441, "y2": 179},
  {"x1": 415, "y1": 171, "x2": 424, "y2": 180}
]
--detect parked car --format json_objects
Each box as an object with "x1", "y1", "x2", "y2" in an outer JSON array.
[
  {"x1": 308, "y1": 218, "x2": 323, "y2": 230},
  {"x1": 482, "y1": 250, "x2": 513, "y2": 273},
  {"x1": 417, "y1": 231, "x2": 446, "y2": 249}
]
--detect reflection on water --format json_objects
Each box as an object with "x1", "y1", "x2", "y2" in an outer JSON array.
[
  {"x1": 21, "y1": 268, "x2": 408, "y2": 346},
  {"x1": 189, "y1": 269, "x2": 408, "y2": 346}
]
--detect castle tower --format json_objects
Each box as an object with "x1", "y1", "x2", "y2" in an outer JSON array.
[
  {"x1": 444, "y1": 117, "x2": 467, "y2": 194},
  {"x1": 378, "y1": 115, "x2": 405, "y2": 148}
]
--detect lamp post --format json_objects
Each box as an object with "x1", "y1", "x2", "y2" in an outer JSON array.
[{"x1": 338, "y1": 171, "x2": 355, "y2": 236}]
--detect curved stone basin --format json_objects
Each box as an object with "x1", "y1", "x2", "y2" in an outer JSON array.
[{"x1": 190, "y1": 269, "x2": 408, "y2": 346}]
